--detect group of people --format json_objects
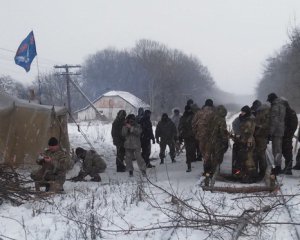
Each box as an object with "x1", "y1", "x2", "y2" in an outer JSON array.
[
  {"x1": 231, "y1": 93, "x2": 298, "y2": 184},
  {"x1": 31, "y1": 91, "x2": 300, "y2": 192}
]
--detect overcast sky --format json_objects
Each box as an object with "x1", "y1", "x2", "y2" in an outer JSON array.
[{"x1": 1, "y1": 0, "x2": 300, "y2": 95}]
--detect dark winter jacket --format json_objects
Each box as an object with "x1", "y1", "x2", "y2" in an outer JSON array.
[
  {"x1": 155, "y1": 118, "x2": 177, "y2": 142},
  {"x1": 139, "y1": 115, "x2": 155, "y2": 142},
  {"x1": 111, "y1": 117, "x2": 125, "y2": 146},
  {"x1": 178, "y1": 110, "x2": 194, "y2": 139}
]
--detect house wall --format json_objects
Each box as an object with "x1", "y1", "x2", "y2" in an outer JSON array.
[{"x1": 77, "y1": 96, "x2": 138, "y2": 121}]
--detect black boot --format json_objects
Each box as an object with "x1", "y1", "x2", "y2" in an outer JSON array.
[
  {"x1": 186, "y1": 163, "x2": 191, "y2": 172},
  {"x1": 129, "y1": 171, "x2": 133, "y2": 177},
  {"x1": 160, "y1": 158, "x2": 164, "y2": 164},
  {"x1": 117, "y1": 165, "x2": 126, "y2": 172},
  {"x1": 171, "y1": 158, "x2": 176, "y2": 163}
]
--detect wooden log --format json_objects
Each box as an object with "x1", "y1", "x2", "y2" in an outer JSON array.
[{"x1": 202, "y1": 185, "x2": 280, "y2": 194}]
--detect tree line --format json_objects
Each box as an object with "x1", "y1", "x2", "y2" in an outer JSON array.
[
  {"x1": 1, "y1": 39, "x2": 216, "y2": 118},
  {"x1": 256, "y1": 27, "x2": 300, "y2": 111}
]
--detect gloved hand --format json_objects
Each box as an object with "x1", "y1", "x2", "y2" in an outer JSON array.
[
  {"x1": 156, "y1": 138, "x2": 160, "y2": 144},
  {"x1": 152, "y1": 139, "x2": 155, "y2": 144}
]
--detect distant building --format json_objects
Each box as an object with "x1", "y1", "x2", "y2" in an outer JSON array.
[{"x1": 75, "y1": 91, "x2": 150, "y2": 121}]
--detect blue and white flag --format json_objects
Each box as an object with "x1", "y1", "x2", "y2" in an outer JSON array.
[{"x1": 14, "y1": 31, "x2": 37, "y2": 72}]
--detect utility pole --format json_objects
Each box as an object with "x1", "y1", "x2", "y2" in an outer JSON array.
[{"x1": 54, "y1": 64, "x2": 81, "y2": 117}]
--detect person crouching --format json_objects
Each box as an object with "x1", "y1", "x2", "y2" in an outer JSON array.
[
  {"x1": 71, "y1": 147, "x2": 107, "y2": 182},
  {"x1": 122, "y1": 114, "x2": 147, "y2": 177}
]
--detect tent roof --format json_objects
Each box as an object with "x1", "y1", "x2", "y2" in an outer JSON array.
[{"x1": 0, "y1": 90, "x2": 67, "y2": 115}]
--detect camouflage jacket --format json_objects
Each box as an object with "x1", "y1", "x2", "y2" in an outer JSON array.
[
  {"x1": 192, "y1": 106, "x2": 215, "y2": 142},
  {"x1": 210, "y1": 105, "x2": 229, "y2": 145},
  {"x1": 239, "y1": 115, "x2": 256, "y2": 145},
  {"x1": 254, "y1": 104, "x2": 270, "y2": 138},
  {"x1": 122, "y1": 123, "x2": 142, "y2": 149},
  {"x1": 82, "y1": 150, "x2": 107, "y2": 173},
  {"x1": 270, "y1": 98, "x2": 286, "y2": 137},
  {"x1": 37, "y1": 148, "x2": 68, "y2": 176}
]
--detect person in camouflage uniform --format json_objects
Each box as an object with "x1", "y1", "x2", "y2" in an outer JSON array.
[
  {"x1": 71, "y1": 147, "x2": 107, "y2": 182},
  {"x1": 233, "y1": 106, "x2": 257, "y2": 183},
  {"x1": 139, "y1": 110, "x2": 155, "y2": 168},
  {"x1": 178, "y1": 105, "x2": 197, "y2": 172},
  {"x1": 31, "y1": 137, "x2": 68, "y2": 192},
  {"x1": 251, "y1": 101, "x2": 270, "y2": 179},
  {"x1": 207, "y1": 105, "x2": 229, "y2": 185},
  {"x1": 122, "y1": 114, "x2": 147, "y2": 177},
  {"x1": 155, "y1": 113, "x2": 177, "y2": 164},
  {"x1": 111, "y1": 110, "x2": 127, "y2": 172},
  {"x1": 192, "y1": 99, "x2": 215, "y2": 170}
]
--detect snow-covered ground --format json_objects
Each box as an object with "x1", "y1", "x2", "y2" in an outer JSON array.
[{"x1": 1, "y1": 115, "x2": 300, "y2": 240}]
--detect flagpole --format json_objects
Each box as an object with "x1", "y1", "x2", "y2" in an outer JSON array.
[{"x1": 36, "y1": 56, "x2": 42, "y2": 104}]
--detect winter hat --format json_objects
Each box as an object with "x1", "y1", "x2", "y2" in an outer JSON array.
[
  {"x1": 251, "y1": 100, "x2": 262, "y2": 111},
  {"x1": 267, "y1": 93, "x2": 278, "y2": 103},
  {"x1": 161, "y1": 113, "x2": 168, "y2": 120},
  {"x1": 117, "y1": 110, "x2": 126, "y2": 118},
  {"x1": 241, "y1": 105, "x2": 251, "y2": 115},
  {"x1": 75, "y1": 147, "x2": 85, "y2": 156},
  {"x1": 48, "y1": 137, "x2": 58, "y2": 146},
  {"x1": 173, "y1": 108, "x2": 180, "y2": 114},
  {"x1": 187, "y1": 99, "x2": 194, "y2": 106},
  {"x1": 144, "y1": 110, "x2": 151, "y2": 117},
  {"x1": 204, "y1": 99, "x2": 214, "y2": 107},
  {"x1": 126, "y1": 114, "x2": 136, "y2": 121}
]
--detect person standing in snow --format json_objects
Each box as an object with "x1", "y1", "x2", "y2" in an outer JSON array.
[
  {"x1": 178, "y1": 105, "x2": 197, "y2": 172},
  {"x1": 71, "y1": 147, "x2": 107, "y2": 182},
  {"x1": 267, "y1": 93, "x2": 286, "y2": 175},
  {"x1": 251, "y1": 100, "x2": 270, "y2": 180},
  {"x1": 122, "y1": 114, "x2": 147, "y2": 177},
  {"x1": 111, "y1": 110, "x2": 127, "y2": 172},
  {"x1": 139, "y1": 110, "x2": 155, "y2": 168},
  {"x1": 281, "y1": 99, "x2": 298, "y2": 175},
  {"x1": 155, "y1": 113, "x2": 177, "y2": 164}
]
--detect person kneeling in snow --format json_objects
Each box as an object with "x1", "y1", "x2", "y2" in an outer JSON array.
[
  {"x1": 71, "y1": 147, "x2": 107, "y2": 182},
  {"x1": 31, "y1": 137, "x2": 67, "y2": 192}
]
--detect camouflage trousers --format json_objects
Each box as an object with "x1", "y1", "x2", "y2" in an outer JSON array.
[
  {"x1": 31, "y1": 169, "x2": 65, "y2": 192},
  {"x1": 125, "y1": 148, "x2": 146, "y2": 172},
  {"x1": 271, "y1": 136, "x2": 283, "y2": 167},
  {"x1": 232, "y1": 142, "x2": 256, "y2": 178},
  {"x1": 253, "y1": 137, "x2": 268, "y2": 177}
]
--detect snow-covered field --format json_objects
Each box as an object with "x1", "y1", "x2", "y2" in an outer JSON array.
[{"x1": 1, "y1": 115, "x2": 300, "y2": 240}]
